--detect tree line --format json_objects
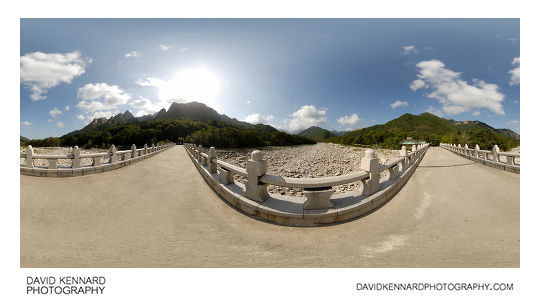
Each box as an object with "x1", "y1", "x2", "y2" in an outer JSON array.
[{"x1": 21, "y1": 118, "x2": 315, "y2": 149}]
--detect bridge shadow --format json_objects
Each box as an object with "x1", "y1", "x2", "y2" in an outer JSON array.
[{"x1": 418, "y1": 163, "x2": 476, "y2": 168}]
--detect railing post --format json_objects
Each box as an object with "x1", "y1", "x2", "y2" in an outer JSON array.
[
  {"x1": 151, "y1": 143, "x2": 155, "y2": 152},
  {"x1": 464, "y1": 144, "x2": 469, "y2": 156},
  {"x1": 361, "y1": 149, "x2": 380, "y2": 196},
  {"x1": 131, "y1": 144, "x2": 138, "y2": 158},
  {"x1": 474, "y1": 145, "x2": 479, "y2": 158},
  {"x1": 209, "y1": 147, "x2": 217, "y2": 173},
  {"x1": 110, "y1": 145, "x2": 118, "y2": 163},
  {"x1": 144, "y1": 144, "x2": 148, "y2": 155},
  {"x1": 492, "y1": 145, "x2": 500, "y2": 163},
  {"x1": 197, "y1": 145, "x2": 203, "y2": 162},
  {"x1": 245, "y1": 150, "x2": 269, "y2": 203},
  {"x1": 400, "y1": 146, "x2": 408, "y2": 169},
  {"x1": 25, "y1": 145, "x2": 34, "y2": 168},
  {"x1": 72, "y1": 146, "x2": 81, "y2": 169}
]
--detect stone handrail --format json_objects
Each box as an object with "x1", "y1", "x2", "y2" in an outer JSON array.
[
  {"x1": 184, "y1": 142, "x2": 430, "y2": 225},
  {"x1": 440, "y1": 143, "x2": 519, "y2": 173},
  {"x1": 20, "y1": 142, "x2": 175, "y2": 177}
]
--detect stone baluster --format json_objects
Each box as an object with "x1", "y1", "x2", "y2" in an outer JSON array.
[
  {"x1": 131, "y1": 144, "x2": 138, "y2": 158},
  {"x1": 507, "y1": 155, "x2": 515, "y2": 166},
  {"x1": 464, "y1": 144, "x2": 469, "y2": 156},
  {"x1": 72, "y1": 146, "x2": 81, "y2": 169},
  {"x1": 151, "y1": 143, "x2": 155, "y2": 152},
  {"x1": 245, "y1": 150, "x2": 269, "y2": 203},
  {"x1": 399, "y1": 146, "x2": 408, "y2": 170},
  {"x1": 93, "y1": 155, "x2": 101, "y2": 166},
  {"x1": 110, "y1": 145, "x2": 118, "y2": 163},
  {"x1": 25, "y1": 145, "x2": 34, "y2": 168},
  {"x1": 389, "y1": 164, "x2": 400, "y2": 180},
  {"x1": 361, "y1": 149, "x2": 380, "y2": 196},
  {"x1": 47, "y1": 158, "x2": 57, "y2": 169},
  {"x1": 218, "y1": 167, "x2": 234, "y2": 185},
  {"x1": 474, "y1": 145, "x2": 480, "y2": 158},
  {"x1": 123, "y1": 151, "x2": 131, "y2": 161},
  {"x1": 144, "y1": 144, "x2": 148, "y2": 155},
  {"x1": 492, "y1": 145, "x2": 500, "y2": 163},
  {"x1": 209, "y1": 147, "x2": 217, "y2": 173}
]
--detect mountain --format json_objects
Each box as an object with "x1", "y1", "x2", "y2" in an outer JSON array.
[
  {"x1": 298, "y1": 126, "x2": 337, "y2": 141},
  {"x1": 331, "y1": 130, "x2": 348, "y2": 136},
  {"x1": 60, "y1": 101, "x2": 315, "y2": 149},
  {"x1": 20, "y1": 136, "x2": 29, "y2": 144},
  {"x1": 496, "y1": 128, "x2": 520, "y2": 141},
  {"x1": 82, "y1": 101, "x2": 254, "y2": 131},
  {"x1": 329, "y1": 112, "x2": 519, "y2": 151},
  {"x1": 82, "y1": 110, "x2": 137, "y2": 131}
]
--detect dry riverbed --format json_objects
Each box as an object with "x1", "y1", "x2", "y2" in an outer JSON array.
[{"x1": 206, "y1": 143, "x2": 401, "y2": 196}]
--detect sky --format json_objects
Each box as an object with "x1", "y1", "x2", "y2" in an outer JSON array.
[{"x1": 20, "y1": 18, "x2": 520, "y2": 139}]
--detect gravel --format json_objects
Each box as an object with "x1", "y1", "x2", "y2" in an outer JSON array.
[{"x1": 205, "y1": 143, "x2": 401, "y2": 197}]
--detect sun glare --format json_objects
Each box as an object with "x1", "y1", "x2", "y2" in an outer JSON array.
[{"x1": 158, "y1": 67, "x2": 221, "y2": 105}]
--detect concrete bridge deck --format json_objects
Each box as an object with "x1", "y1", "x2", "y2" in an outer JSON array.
[{"x1": 20, "y1": 146, "x2": 519, "y2": 267}]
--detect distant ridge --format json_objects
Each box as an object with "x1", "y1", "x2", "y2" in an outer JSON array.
[
  {"x1": 297, "y1": 126, "x2": 337, "y2": 141},
  {"x1": 328, "y1": 112, "x2": 519, "y2": 150}
]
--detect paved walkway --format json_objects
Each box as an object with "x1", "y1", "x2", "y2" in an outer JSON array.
[{"x1": 20, "y1": 146, "x2": 519, "y2": 267}]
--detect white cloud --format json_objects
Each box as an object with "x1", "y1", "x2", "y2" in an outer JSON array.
[
  {"x1": 411, "y1": 59, "x2": 505, "y2": 115},
  {"x1": 390, "y1": 100, "x2": 408, "y2": 109},
  {"x1": 49, "y1": 107, "x2": 63, "y2": 118},
  {"x1": 410, "y1": 79, "x2": 425, "y2": 91},
  {"x1": 48, "y1": 119, "x2": 52, "y2": 122},
  {"x1": 426, "y1": 105, "x2": 444, "y2": 117},
  {"x1": 472, "y1": 111, "x2": 481, "y2": 117},
  {"x1": 125, "y1": 51, "x2": 140, "y2": 58},
  {"x1": 65, "y1": 105, "x2": 70, "y2": 111},
  {"x1": 20, "y1": 51, "x2": 91, "y2": 101},
  {"x1": 245, "y1": 100, "x2": 251, "y2": 104},
  {"x1": 159, "y1": 44, "x2": 173, "y2": 51},
  {"x1": 244, "y1": 113, "x2": 274, "y2": 124},
  {"x1": 76, "y1": 83, "x2": 130, "y2": 113},
  {"x1": 509, "y1": 57, "x2": 520, "y2": 86},
  {"x1": 337, "y1": 113, "x2": 361, "y2": 126},
  {"x1": 513, "y1": 100, "x2": 519, "y2": 104},
  {"x1": 76, "y1": 115, "x2": 85, "y2": 121},
  {"x1": 21, "y1": 121, "x2": 32, "y2": 127},
  {"x1": 55, "y1": 121, "x2": 64, "y2": 128},
  {"x1": 130, "y1": 97, "x2": 163, "y2": 117},
  {"x1": 507, "y1": 120, "x2": 519, "y2": 125},
  {"x1": 402, "y1": 45, "x2": 418, "y2": 54},
  {"x1": 285, "y1": 105, "x2": 327, "y2": 131},
  {"x1": 179, "y1": 47, "x2": 189, "y2": 52}
]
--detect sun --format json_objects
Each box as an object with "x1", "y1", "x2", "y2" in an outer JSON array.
[{"x1": 158, "y1": 67, "x2": 221, "y2": 105}]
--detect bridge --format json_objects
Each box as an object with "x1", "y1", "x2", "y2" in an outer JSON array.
[{"x1": 20, "y1": 145, "x2": 519, "y2": 267}]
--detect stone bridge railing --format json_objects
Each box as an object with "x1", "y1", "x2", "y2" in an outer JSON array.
[
  {"x1": 440, "y1": 143, "x2": 520, "y2": 174},
  {"x1": 185, "y1": 143, "x2": 429, "y2": 225},
  {"x1": 20, "y1": 142, "x2": 175, "y2": 177}
]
